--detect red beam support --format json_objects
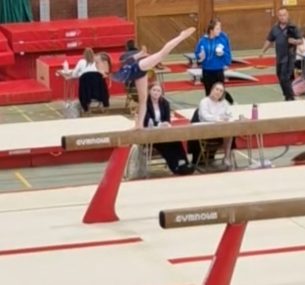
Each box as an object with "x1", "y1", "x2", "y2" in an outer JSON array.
[
  {"x1": 203, "y1": 223, "x2": 247, "y2": 285},
  {"x1": 83, "y1": 146, "x2": 131, "y2": 223}
]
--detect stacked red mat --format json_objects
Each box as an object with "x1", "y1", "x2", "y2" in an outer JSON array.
[
  {"x1": 0, "y1": 79, "x2": 51, "y2": 106},
  {"x1": 0, "y1": 16, "x2": 134, "y2": 54},
  {"x1": 0, "y1": 31, "x2": 14, "y2": 66}
]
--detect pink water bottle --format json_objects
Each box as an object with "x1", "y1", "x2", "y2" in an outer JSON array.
[{"x1": 251, "y1": 103, "x2": 258, "y2": 120}]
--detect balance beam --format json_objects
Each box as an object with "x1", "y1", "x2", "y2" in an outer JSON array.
[
  {"x1": 160, "y1": 197, "x2": 305, "y2": 285},
  {"x1": 62, "y1": 116, "x2": 305, "y2": 151},
  {"x1": 159, "y1": 197, "x2": 305, "y2": 229}
]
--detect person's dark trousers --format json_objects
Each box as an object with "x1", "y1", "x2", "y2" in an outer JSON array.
[
  {"x1": 201, "y1": 69, "x2": 234, "y2": 104},
  {"x1": 201, "y1": 69, "x2": 224, "y2": 94},
  {"x1": 276, "y1": 60, "x2": 296, "y2": 101},
  {"x1": 99, "y1": 77, "x2": 110, "y2": 107},
  {"x1": 188, "y1": 140, "x2": 201, "y2": 165},
  {"x1": 153, "y1": 142, "x2": 188, "y2": 174}
]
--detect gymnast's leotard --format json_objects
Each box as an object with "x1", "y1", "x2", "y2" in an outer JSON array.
[{"x1": 113, "y1": 57, "x2": 147, "y2": 83}]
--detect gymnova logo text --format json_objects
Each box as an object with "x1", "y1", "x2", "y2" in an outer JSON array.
[
  {"x1": 175, "y1": 211, "x2": 218, "y2": 223},
  {"x1": 76, "y1": 137, "x2": 110, "y2": 146}
]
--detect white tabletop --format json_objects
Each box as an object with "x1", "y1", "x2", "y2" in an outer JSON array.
[
  {"x1": 176, "y1": 100, "x2": 305, "y2": 122},
  {"x1": 0, "y1": 116, "x2": 133, "y2": 152}
]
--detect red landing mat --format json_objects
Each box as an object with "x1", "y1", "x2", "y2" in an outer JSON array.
[
  {"x1": 0, "y1": 16, "x2": 134, "y2": 53},
  {"x1": 235, "y1": 132, "x2": 305, "y2": 149},
  {"x1": 0, "y1": 16, "x2": 132, "y2": 42},
  {"x1": 241, "y1": 56, "x2": 276, "y2": 67},
  {"x1": 9, "y1": 34, "x2": 133, "y2": 53},
  {"x1": 0, "y1": 31, "x2": 14, "y2": 66},
  {"x1": 0, "y1": 79, "x2": 51, "y2": 105},
  {"x1": 0, "y1": 148, "x2": 113, "y2": 170},
  {"x1": 30, "y1": 148, "x2": 113, "y2": 168}
]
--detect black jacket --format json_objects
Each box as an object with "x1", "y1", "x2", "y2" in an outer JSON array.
[
  {"x1": 144, "y1": 96, "x2": 170, "y2": 127},
  {"x1": 78, "y1": 71, "x2": 109, "y2": 111}
]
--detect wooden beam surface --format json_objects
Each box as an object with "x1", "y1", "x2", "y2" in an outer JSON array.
[
  {"x1": 159, "y1": 197, "x2": 305, "y2": 229},
  {"x1": 62, "y1": 116, "x2": 305, "y2": 151}
]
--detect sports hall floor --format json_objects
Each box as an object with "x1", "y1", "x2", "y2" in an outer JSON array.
[
  {"x1": 1, "y1": 49, "x2": 305, "y2": 285},
  {"x1": 0, "y1": 49, "x2": 303, "y2": 192}
]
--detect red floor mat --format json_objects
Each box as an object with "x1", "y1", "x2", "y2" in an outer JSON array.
[
  {"x1": 163, "y1": 74, "x2": 278, "y2": 92},
  {"x1": 243, "y1": 56, "x2": 276, "y2": 67},
  {"x1": 0, "y1": 31, "x2": 15, "y2": 66},
  {"x1": 166, "y1": 57, "x2": 276, "y2": 74},
  {"x1": 0, "y1": 16, "x2": 134, "y2": 53},
  {"x1": 0, "y1": 79, "x2": 52, "y2": 105},
  {"x1": 0, "y1": 51, "x2": 14, "y2": 66}
]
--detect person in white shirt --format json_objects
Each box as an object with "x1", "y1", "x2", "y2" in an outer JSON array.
[
  {"x1": 198, "y1": 81, "x2": 233, "y2": 167},
  {"x1": 72, "y1": 47, "x2": 98, "y2": 78},
  {"x1": 76, "y1": 50, "x2": 112, "y2": 111},
  {"x1": 199, "y1": 82, "x2": 231, "y2": 122}
]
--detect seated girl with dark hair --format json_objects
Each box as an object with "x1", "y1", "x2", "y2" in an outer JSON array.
[
  {"x1": 144, "y1": 83, "x2": 194, "y2": 175},
  {"x1": 188, "y1": 82, "x2": 233, "y2": 168}
]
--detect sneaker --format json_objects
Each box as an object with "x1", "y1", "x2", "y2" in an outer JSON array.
[
  {"x1": 175, "y1": 163, "x2": 195, "y2": 175},
  {"x1": 223, "y1": 158, "x2": 232, "y2": 167}
]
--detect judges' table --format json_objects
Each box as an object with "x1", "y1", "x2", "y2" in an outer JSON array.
[{"x1": 175, "y1": 100, "x2": 305, "y2": 148}]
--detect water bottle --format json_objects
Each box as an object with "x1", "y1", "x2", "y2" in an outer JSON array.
[
  {"x1": 251, "y1": 104, "x2": 258, "y2": 120},
  {"x1": 199, "y1": 46, "x2": 205, "y2": 62},
  {"x1": 148, "y1": 118, "x2": 154, "y2": 128},
  {"x1": 62, "y1": 60, "x2": 69, "y2": 73}
]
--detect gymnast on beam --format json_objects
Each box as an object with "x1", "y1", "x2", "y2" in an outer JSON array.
[{"x1": 113, "y1": 27, "x2": 196, "y2": 129}]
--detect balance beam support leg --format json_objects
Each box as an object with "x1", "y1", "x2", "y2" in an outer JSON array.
[
  {"x1": 83, "y1": 146, "x2": 131, "y2": 223},
  {"x1": 204, "y1": 223, "x2": 247, "y2": 285}
]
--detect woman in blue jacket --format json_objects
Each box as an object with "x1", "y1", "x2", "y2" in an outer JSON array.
[{"x1": 195, "y1": 19, "x2": 233, "y2": 104}]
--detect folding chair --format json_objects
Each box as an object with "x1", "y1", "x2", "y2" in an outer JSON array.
[
  {"x1": 143, "y1": 143, "x2": 169, "y2": 177},
  {"x1": 195, "y1": 139, "x2": 223, "y2": 169},
  {"x1": 196, "y1": 138, "x2": 237, "y2": 171}
]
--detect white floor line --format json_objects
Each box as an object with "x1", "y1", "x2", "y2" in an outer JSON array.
[{"x1": 235, "y1": 149, "x2": 259, "y2": 164}]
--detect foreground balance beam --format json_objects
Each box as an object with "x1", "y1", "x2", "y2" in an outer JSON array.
[
  {"x1": 159, "y1": 197, "x2": 305, "y2": 229},
  {"x1": 62, "y1": 116, "x2": 305, "y2": 151},
  {"x1": 159, "y1": 197, "x2": 305, "y2": 285},
  {"x1": 61, "y1": 116, "x2": 305, "y2": 224}
]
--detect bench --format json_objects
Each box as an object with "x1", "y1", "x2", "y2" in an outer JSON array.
[{"x1": 187, "y1": 68, "x2": 258, "y2": 85}]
